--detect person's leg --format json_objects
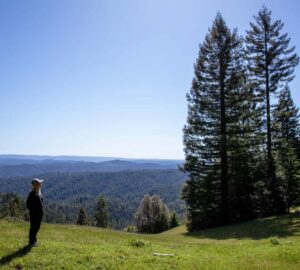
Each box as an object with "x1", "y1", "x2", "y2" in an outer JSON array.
[
  {"x1": 29, "y1": 214, "x2": 36, "y2": 244},
  {"x1": 34, "y1": 215, "x2": 42, "y2": 241},
  {"x1": 29, "y1": 214, "x2": 42, "y2": 244}
]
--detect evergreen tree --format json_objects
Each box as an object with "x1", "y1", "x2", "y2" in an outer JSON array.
[
  {"x1": 93, "y1": 195, "x2": 109, "y2": 228},
  {"x1": 76, "y1": 207, "x2": 89, "y2": 226},
  {"x1": 225, "y1": 41, "x2": 260, "y2": 222},
  {"x1": 158, "y1": 209, "x2": 170, "y2": 232},
  {"x1": 0, "y1": 193, "x2": 26, "y2": 219},
  {"x1": 169, "y1": 212, "x2": 180, "y2": 228},
  {"x1": 182, "y1": 13, "x2": 247, "y2": 230},
  {"x1": 245, "y1": 6, "x2": 299, "y2": 214},
  {"x1": 273, "y1": 86, "x2": 300, "y2": 211}
]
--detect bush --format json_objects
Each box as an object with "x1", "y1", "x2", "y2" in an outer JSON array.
[
  {"x1": 129, "y1": 239, "x2": 150, "y2": 247},
  {"x1": 269, "y1": 236, "x2": 280, "y2": 245},
  {"x1": 124, "y1": 225, "x2": 137, "y2": 233}
]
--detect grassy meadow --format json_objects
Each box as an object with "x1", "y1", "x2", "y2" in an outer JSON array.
[{"x1": 0, "y1": 213, "x2": 300, "y2": 270}]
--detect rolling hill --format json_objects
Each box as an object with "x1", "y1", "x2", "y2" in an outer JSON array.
[
  {"x1": 0, "y1": 154, "x2": 182, "y2": 166},
  {"x1": 0, "y1": 159, "x2": 180, "y2": 178},
  {"x1": 0, "y1": 155, "x2": 186, "y2": 229},
  {"x1": 0, "y1": 169, "x2": 187, "y2": 228}
]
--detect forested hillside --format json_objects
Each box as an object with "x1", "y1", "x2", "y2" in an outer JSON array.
[
  {"x1": 0, "y1": 159, "x2": 180, "y2": 178},
  {"x1": 0, "y1": 169, "x2": 186, "y2": 228}
]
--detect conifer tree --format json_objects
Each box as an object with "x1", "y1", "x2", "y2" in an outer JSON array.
[
  {"x1": 77, "y1": 207, "x2": 89, "y2": 226},
  {"x1": 225, "y1": 39, "x2": 260, "y2": 222},
  {"x1": 182, "y1": 13, "x2": 247, "y2": 230},
  {"x1": 94, "y1": 195, "x2": 109, "y2": 228},
  {"x1": 245, "y1": 6, "x2": 299, "y2": 214},
  {"x1": 169, "y1": 212, "x2": 180, "y2": 228},
  {"x1": 0, "y1": 193, "x2": 25, "y2": 219},
  {"x1": 273, "y1": 86, "x2": 300, "y2": 211},
  {"x1": 158, "y1": 210, "x2": 170, "y2": 232}
]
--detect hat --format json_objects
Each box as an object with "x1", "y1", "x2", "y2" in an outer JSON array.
[{"x1": 32, "y1": 178, "x2": 44, "y2": 184}]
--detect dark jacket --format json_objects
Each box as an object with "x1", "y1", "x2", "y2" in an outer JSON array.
[{"x1": 26, "y1": 190, "x2": 44, "y2": 215}]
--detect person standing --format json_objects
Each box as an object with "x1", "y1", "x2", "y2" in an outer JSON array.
[{"x1": 26, "y1": 178, "x2": 44, "y2": 246}]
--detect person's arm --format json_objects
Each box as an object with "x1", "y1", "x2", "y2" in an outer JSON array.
[
  {"x1": 26, "y1": 192, "x2": 33, "y2": 211},
  {"x1": 37, "y1": 195, "x2": 43, "y2": 211}
]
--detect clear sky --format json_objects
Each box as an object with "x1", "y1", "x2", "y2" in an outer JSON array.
[{"x1": 0, "y1": 0, "x2": 299, "y2": 159}]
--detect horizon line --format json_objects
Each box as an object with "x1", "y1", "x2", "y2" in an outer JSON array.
[{"x1": 0, "y1": 153, "x2": 184, "y2": 161}]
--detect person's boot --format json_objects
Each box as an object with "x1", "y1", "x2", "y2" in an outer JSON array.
[{"x1": 30, "y1": 242, "x2": 38, "y2": 247}]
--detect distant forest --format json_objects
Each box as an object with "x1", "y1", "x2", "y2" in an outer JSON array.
[
  {"x1": 0, "y1": 169, "x2": 186, "y2": 229},
  {"x1": 0, "y1": 159, "x2": 179, "y2": 178}
]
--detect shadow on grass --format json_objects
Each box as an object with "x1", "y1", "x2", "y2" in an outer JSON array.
[
  {"x1": 0, "y1": 245, "x2": 32, "y2": 265},
  {"x1": 185, "y1": 212, "x2": 300, "y2": 240}
]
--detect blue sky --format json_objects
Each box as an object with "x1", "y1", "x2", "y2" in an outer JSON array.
[{"x1": 0, "y1": 0, "x2": 299, "y2": 159}]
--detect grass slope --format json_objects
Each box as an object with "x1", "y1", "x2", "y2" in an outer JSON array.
[{"x1": 0, "y1": 213, "x2": 299, "y2": 270}]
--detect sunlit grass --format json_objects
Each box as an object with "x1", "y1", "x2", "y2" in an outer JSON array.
[{"x1": 0, "y1": 213, "x2": 300, "y2": 269}]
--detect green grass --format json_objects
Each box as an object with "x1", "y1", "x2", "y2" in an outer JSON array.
[{"x1": 1, "y1": 213, "x2": 300, "y2": 269}]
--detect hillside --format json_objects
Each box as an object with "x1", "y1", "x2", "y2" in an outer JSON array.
[
  {"x1": 1, "y1": 213, "x2": 299, "y2": 269},
  {"x1": 0, "y1": 155, "x2": 182, "y2": 167},
  {"x1": 0, "y1": 170, "x2": 186, "y2": 228},
  {"x1": 0, "y1": 159, "x2": 180, "y2": 178}
]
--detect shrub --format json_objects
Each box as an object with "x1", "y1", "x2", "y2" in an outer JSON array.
[
  {"x1": 129, "y1": 239, "x2": 150, "y2": 247},
  {"x1": 269, "y1": 236, "x2": 280, "y2": 245}
]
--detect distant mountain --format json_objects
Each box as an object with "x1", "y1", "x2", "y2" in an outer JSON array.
[
  {"x1": 0, "y1": 159, "x2": 181, "y2": 178},
  {"x1": 0, "y1": 155, "x2": 115, "y2": 165},
  {"x1": 0, "y1": 154, "x2": 183, "y2": 166}
]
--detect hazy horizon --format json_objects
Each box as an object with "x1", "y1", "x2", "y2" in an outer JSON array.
[{"x1": 0, "y1": 153, "x2": 183, "y2": 161}]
